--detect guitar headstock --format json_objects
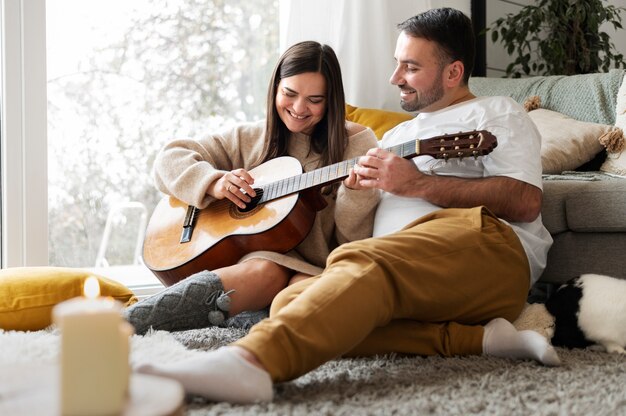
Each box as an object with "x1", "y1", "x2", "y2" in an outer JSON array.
[{"x1": 420, "y1": 130, "x2": 497, "y2": 160}]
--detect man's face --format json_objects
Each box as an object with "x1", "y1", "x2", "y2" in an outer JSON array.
[{"x1": 390, "y1": 32, "x2": 447, "y2": 113}]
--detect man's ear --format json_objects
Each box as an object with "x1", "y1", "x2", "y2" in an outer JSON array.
[{"x1": 445, "y1": 61, "x2": 464, "y2": 86}]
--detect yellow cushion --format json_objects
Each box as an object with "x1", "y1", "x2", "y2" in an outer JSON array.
[
  {"x1": 0, "y1": 267, "x2": 138, "y2": 331},
  {"x1": 346, "y1": 104, "x2": 413, "y2": 139}
]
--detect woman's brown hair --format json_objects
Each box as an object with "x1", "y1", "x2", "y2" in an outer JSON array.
[{"x1": 262, "y1": 41, "x2": 348, "y2": 173}]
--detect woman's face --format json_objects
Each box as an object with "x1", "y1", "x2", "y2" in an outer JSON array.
[{"x1": 275, "y1": 72, "x2": 327, "y2": 135}]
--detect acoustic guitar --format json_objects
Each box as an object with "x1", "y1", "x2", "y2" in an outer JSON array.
[{"x1": 143, "y1": 130, "x2": 497, "y2": 286}]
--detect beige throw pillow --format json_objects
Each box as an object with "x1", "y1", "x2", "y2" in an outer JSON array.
[{"x1": 529, "y1": 109, "x2": 611, "y2": 174}]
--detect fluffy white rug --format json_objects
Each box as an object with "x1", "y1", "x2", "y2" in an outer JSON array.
[
  {"x1": 0, "y1": 327, "x2": 203, "y2": 367},
  {"x1": 1, "y1": 326, "x2": 625, "y2": 416}
]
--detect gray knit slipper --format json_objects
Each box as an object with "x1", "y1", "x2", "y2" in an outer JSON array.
[
  {"x1": 122, "y1": 270, "x2": 234, "y2": 335},
  {"x1": 223, "y1": 308, "x2": 269, "y2": 330}
]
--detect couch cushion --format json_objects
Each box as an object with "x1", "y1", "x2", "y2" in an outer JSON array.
[
  {"x1": 529, "y1": 109, "x2": 612, "y2": 174},
  {"x1": 540, "y1": 232, "x2": 626, "y2": 284},
  {"x1": 345, "y1": 104, "x2": 413, "y2": 139},
  {"x1": 542, "y1": 175, "x2": 626, "y2": 234}
]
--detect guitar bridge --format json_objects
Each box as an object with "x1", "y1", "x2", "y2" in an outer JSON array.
[{"x1": 180, "y1": 205, "x2": 198, "y2": 243}]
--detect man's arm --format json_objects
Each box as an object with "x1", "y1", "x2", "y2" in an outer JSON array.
[
  {"x1": 406, "y1": 173, "x2": 542, "y2": 223},
  {"x1": 354, "y1": 148, "x2": 542, "y2": 223}
]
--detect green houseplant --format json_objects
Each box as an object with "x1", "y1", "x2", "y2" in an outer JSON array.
[{"x1": 490, "y1": 0, "x2": 626, "y2": 77}]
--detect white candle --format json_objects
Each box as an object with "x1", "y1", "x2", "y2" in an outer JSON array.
[{"x1": 53, "y1": 276, "x2": 132, "y2": 416}]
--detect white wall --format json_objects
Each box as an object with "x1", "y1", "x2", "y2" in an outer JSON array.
[
  {"x1": 600, "y1": 0, "x2": 626, "y2": 69},
  {"x1": 486, "y1": 0, "x2": 626, "y2": 77},
  {"x1": 280, "y1": 0, "x2": 471, "y2": 111}
]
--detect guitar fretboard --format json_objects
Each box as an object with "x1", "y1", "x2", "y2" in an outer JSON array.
[
  {"x1": 254, "y1": 130, "x2": 494, "y2": 205},
  {"x1": 257, "y1": 156, "x2": 360, "y2": 204},
  {"x1": 387, "y1": 140, "x2": 421, "y2": 160},
  {"x1": 256, "y1": 140, "x2": 421, "y2": 204}
]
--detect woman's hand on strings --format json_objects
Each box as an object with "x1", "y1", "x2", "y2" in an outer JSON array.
[{"x1": 209, "y1": 169, "x2": 256, "y2": 209}]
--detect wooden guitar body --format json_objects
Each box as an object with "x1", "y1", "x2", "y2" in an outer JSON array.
[{"x1": 142, "y1": 157, "x2": 324, "y2": 286}]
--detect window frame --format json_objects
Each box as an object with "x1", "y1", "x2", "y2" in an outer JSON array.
[{"x1": 1, "y1": 0, "x2": 48, "y2": 268}]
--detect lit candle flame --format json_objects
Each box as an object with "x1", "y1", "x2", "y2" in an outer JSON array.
[{"x1": 84, "y1": 276, "x2": 101, "y2": 299}]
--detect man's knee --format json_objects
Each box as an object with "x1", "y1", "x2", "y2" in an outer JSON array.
[{"x1": 327, "y1": 238, "x2": 380, "y2": 269}]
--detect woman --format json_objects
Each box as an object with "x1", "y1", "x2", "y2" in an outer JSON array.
[{"x1": 125, "y1": 41, "x2": 380, "y2": 334}]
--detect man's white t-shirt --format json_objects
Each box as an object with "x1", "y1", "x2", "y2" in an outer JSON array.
[{"x1": 373, "y1": 96, "x2": 553, "y2": 285}]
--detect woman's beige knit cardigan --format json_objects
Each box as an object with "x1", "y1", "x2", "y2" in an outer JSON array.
[{"x1": 153, "y1": 120, "x2": 380, "y2": 276}]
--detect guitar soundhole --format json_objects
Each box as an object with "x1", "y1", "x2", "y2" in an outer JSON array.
[
  {"x1": 230, "y1": 203, "x2": 262, "y2": 219},
  {"x1": 230, "y1": 188, "x2": 264, "y2": 218}
]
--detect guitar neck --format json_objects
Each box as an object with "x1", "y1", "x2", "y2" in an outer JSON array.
[
  {"x1": 257, "y1": 141, "x2": 420, "y2": 204},
  {"x1": 258, "y1": 130, "x2": 496, "y2": 204},
  {"x1": 257, "y1": 156, "x2": 359, "y2": 204}
]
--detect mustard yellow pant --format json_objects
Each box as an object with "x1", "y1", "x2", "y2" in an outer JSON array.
[{"x1": 233, "y1": 207, "x2": 530, "y2": 382}]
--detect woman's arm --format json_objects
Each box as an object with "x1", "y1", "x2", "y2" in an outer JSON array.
[
  {"x1": 334, "y1": 125, "x2": 381, "y2": 245},
  {"x1": 153, "y1": 122, "x2": 267, "y2": 208}
]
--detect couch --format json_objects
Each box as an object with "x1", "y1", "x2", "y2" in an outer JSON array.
[
  {"x1": 469, "y1": 70, "x2": 626, "y2": 292},
  {"x1": 348, "y1": 69, "x2": 626, "y2": 296}
]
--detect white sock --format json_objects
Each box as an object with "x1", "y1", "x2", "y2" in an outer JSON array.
[
  {"x1": 135, "y1": 346, "x2": 273, "y2": 403},
  {"x1": 482, "y1": 318, "x2": 561, "y2": 366}
]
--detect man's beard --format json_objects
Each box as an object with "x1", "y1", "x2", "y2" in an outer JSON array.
[{"x1": 400, "y1": 73, "x2": 445, "y2": 112}]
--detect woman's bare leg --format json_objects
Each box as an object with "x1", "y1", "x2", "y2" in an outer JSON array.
[{"x1": 216, "y1": 259, "x2": 293, "y2": 316}]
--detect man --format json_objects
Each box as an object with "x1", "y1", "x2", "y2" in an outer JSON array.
[{"x1": 135, "y1": 8, "x2": 558, "y2": 403}]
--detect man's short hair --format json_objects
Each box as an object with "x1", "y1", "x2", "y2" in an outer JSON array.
[{"x1": 397, "y1": 8, "x2": 475, "y2": 84}]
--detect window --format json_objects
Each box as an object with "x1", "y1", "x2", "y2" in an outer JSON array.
[{"x1": 44, "y1": 0, "x2": 278, "y2": 287}]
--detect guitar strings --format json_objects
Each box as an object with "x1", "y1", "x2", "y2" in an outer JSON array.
[{"x1": 186, "y1": 135, "x2": 493, "y2": 219}]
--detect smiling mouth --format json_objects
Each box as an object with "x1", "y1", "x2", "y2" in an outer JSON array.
[{"x1": 288, "y1": 110, "x2": 308, "y2": 120}]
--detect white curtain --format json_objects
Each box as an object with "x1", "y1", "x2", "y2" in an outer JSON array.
[{"x1": 279, "y1": 0, "x2": 471, "y2": 112}]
